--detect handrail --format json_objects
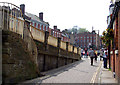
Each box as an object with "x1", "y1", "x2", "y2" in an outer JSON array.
[{"x1": 0, "y1": 2, "x2": 23, "y2": 17}]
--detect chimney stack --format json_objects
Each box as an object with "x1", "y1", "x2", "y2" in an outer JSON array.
[
  {"x1": 39, "y1": 12, "x2": 43, "y2": 21},
  {"x1": 20, "y1": 4, "x2": 25, "y2": 15},
  {"x1": 53, "y1": 25, "x2": 57, "y2": 30}
]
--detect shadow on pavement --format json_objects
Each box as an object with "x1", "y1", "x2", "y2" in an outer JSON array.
[
  {"x1": 40, "y1": 60, "x2": 85, "y2": 81},
  {"x1": 92, "y1": 65, "x2": 99, "y2": 67}
]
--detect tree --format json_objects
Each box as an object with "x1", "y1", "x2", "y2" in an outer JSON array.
[
  {"x1": 68, "y1": 26, "x2": 89, "y2": 34},
  {"x1": 101, "y1": 28, "x2": 114, "y2": 47},
  {"x1": 78, "y1": 28, "x2": 89, "y2": 33}
]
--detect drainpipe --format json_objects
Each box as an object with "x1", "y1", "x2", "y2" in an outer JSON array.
[{"x1": 108, "y1": 39, "x2": 111, "y2": 69}]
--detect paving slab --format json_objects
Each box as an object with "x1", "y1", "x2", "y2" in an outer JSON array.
[{"x1": 99, "y1": 63, "x2": 118, "y2": 84}]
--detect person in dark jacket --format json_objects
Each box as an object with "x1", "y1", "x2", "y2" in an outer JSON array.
[
  {"x1": 85, "y1": 48, "x2": 87, "y2": 58},
  {"x1": 94, "y1": 50, "x2": 97, "y2": 62},
  {"x1": 89, "y1": 48, "x2": 95, "y2": 66}
]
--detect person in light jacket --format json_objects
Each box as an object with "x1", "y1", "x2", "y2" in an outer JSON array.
[
  {"x1": 103, "y1": 51, "x2": 108, "y2": 68},
  {"x1": 100, "y1": 49, "x2": 103, "y2": 61},
  {"x1": 89, "y1": 48, "x2": 95, "y2": 66}
]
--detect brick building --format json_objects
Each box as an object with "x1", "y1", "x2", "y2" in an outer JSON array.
[
  {"x1": 75, "y1": 31, "x2": 100, "y2": 49},
  {"x1": 107, "y1": 0, "x2": 120, "y2": 83},
  {"x1": 20, "y1": 4, "x2": 51, "y2": 34},
  {"x1": 61, "y1": 29, "x2": 70, "y2": 42},
  {"x1": 51, "y1": 25, "x2": 62, "y2": 38},
  {"x1": 25, "y1": 12, "x2": 50, "y2": 32},
  {"x1": 51, "y1": 26, "x2": 70, "y2": 42},
  {"x1": 20, "y1": 4, "x2": 69, "y2": 43}
]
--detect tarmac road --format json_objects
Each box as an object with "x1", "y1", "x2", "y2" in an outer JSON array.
[{"x1": 21, "y1": 56, "x2": 102, "y2": 84}]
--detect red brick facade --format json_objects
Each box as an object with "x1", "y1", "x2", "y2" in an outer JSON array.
[
  {"x1": 110, "y1": 8, "x2": 120, "y2": 83},
  {"x1": 118, "y1": 9, "x2": 120, "y2": 83},
  {"x1": 75, "y1": 32, "x2": 100, "y2": 49},
  {"x1": 51, "y1": 26, "x2": 70, "y2": 42}
]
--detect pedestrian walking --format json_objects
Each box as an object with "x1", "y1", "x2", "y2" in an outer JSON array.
[
  {"x1": 100, "y1": 49, "x2": 103, "y2": 61},
  {"x1": 81, "y1": 49, "x2": 83, "y2": 57},
  {"x1": 85, "y1": 48, "x2": 87, "y2": 58},
  {"x1": 94, "y1": 50, "x2": 97, "y2": 62},
  {"x1": 89, "y1": 48, "x2": 95, "y2": 66},
  {"x1": 103, "y1": 51, "x2": 108, "y2": 68}
]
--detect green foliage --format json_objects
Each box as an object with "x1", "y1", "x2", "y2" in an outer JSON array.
[
  {"x1": 78, "y1": 28, "x2": 89, "y2": 33},
  {"x1": 108, "y1": 68, "x2": 111, "y2": 71},
  {"x1": 101, "y1": 28, "x2": 114, "y2": 47}
]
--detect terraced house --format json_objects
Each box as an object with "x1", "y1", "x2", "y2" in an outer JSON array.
[{"x1": 107, "y1": 0, "x2": 120, "y2": 83}]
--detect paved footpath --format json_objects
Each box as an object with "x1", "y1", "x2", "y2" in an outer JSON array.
[{"x1": 22, "y1": 57, "x2": 101, "y2": 84}]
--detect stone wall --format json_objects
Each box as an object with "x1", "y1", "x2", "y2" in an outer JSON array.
[
  {"x1": 1, "y1": 3, "x2": 81, "y2": 84},
  {"x1": 2, "y1": 30, "x2": 38, "y2": 83},
  {"x1": 34, "y1": 31, "x2": 81, "y2": 72}
]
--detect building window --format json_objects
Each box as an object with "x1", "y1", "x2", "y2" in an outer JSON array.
[
  {"x1": 61, "y1": 37, "x2": 63, "y2": 40},
  {"x1": 46, "y1": 26, "x2": 48, "y2": 31},
  {"x1": 32, "y1": 22, "x2": 34, "y2": 26},
  {"x1": 44, "y1": 26, "x2": 46, "y2": 31},
  {"x1": 57, "y1": 32, "x2": 59, "y2": 37},
  {"x1": 36, "y1": 23, "x2": 38, "y2": 28},
  {"x1": 31, "y1": 22, "x2": 33, "y2": 25},
  {"x1": 84, "y1": 39, "x2": 85, "y2": 42},
  {"x1": 87, "y1": 39, "x2": 89, "y2": 42},
  {"x1": 39, "y1": 24, "x2": 41, "y2": 30},
  {"x1": 38, "y1": 24, "x2": 40, "y2": 29},
  {"x1": 53, "y1": 31, "x2": 54, "y2": 36},
  {"x1": 87, "y1": 37, "x2": 89, "y2": 38},
  {"x1": 16, "y1": 19, "x2": 18, "y2": 30},
  {"x1": 81, "y1": 37, "x2": 82, "y2": 38},
  {"x1": 41, "y1": 25, "x2": 43, "y2": 30},
  {"x1": 59, "y1": 33, "x2": 60, "y2": 37},
  {"x1": 34, "y1": 23, "x2": 36, "y2": 27},
  {"x1": 54, "y1": 31, "x2": 56, "y2": 37},
  {"x1": 43, "y1": 25, "x2": 45, "y2": 30}
]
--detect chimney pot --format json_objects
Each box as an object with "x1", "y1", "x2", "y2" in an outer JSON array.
[
  {"x1": 39, "y1": 12, "x2": 43, "y2": 21},
  {"x1": 20, "y1": 4, "x2": 25, "y2": 15},
  {"x1": 53, "y1": 25, "x2": 57, "y2": 30}
]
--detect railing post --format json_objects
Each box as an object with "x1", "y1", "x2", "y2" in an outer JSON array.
[
  {"x1": 65, "y1": 42, "x2": 69, "y2": 65},
  {"x1": 77, "y1": 47, "x2": 79, "y2": 55},
  {"x1": 0, "y1": 6, "x2": 2, "y2": 29},
  {"x1": 66, "y1": 42, "x2": 69, "y2": 51},
  {"x1": 44, "y1": 31, "x2": 49, "y2": 51},
  {"x1": 57, "y1": 37, "x2": 61, "y2": 48},
  {"x1": 43, "y1": 31, "x2": 49, "y2": 71},
  {"x1": 72, "y1": 45, "x2": 75, "y2": 61},
  {"x1": 72, "y1": 45, "x2": 74, "y2": 53},
  {"x1": 56, "y1": 37, "x2": 61, "y2": 68},
  {"x1": 2, "y1": 6, "x2": 10, "y2": 30}
]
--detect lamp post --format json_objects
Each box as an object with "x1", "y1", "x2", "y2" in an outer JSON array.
[
  {"x1": 92, "y1": 26, "x2": 100, "y2": 50},
  {"x1": 92, "y1": 26, "x2": 94, "y2": 49},
  {"x1": 95, "y1": 30, "x2": 99, "y2": 50}
]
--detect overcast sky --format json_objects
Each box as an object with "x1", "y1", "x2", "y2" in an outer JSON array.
[{"x1": 1, "y1": 0, "x2": 111, "y2": 35}]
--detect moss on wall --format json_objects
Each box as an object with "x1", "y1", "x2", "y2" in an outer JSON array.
[{"x1": 2, "y1": 30, "x2": 38, "y2": 84}]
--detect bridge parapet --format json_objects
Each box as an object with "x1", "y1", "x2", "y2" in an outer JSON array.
[
  {"x1": 0, "y1": 2, "x2": 24, "y2": 38},
  {"x1": 1, "y1": 2, "x2": 81, "y2": 74}
]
